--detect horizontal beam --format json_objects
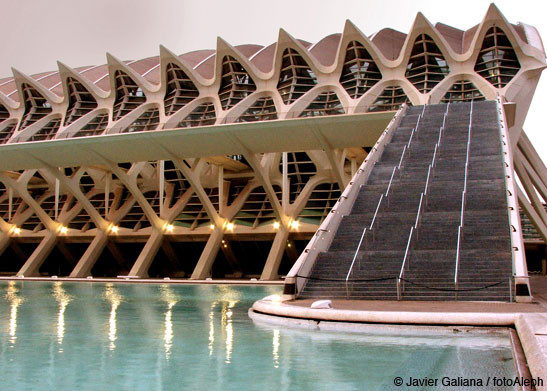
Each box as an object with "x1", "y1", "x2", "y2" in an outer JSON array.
[{"x1": 0, "y1": 112, "x2": 393, "y2": 171}]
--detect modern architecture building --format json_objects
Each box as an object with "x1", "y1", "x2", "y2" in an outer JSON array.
[{"x1": 0, "y1": 4, "x2": 545, "y2": 291}]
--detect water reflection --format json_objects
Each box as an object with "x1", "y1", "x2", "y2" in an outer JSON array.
[
  {"x1": 159, "y1": 285, "x2": 180, "y2": 360},
  {"x1": 103, "y1": 284, "x2": 122, "y2": 351},
  {"x1": 208, "y1": 301, "x2": 218, "y2": 357},
  {"x1": 52, "y1": 282, "x2": 72, "y2": 350},
  {"x1": 4, "y1": 282, "x2": 24, "y2": 345},
  {"x1": 218, "y1": 286, "x2": 240, "y2": 364},
  {"x1": 273, "y1": 329, "x2": 280, "y2": 368}
]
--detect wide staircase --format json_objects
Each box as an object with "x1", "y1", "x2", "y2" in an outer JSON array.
[{"x1": 300, "y1": 101, "x2": 513, "y2": 301}]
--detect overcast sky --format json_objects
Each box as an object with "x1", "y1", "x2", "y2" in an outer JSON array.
[{"x1": 1, "y1": 0, "x2": 546, "y2": 158}]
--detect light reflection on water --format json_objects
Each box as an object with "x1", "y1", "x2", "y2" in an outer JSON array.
[{"x1": 0, "y1": 282, "x2": 517, "y2": 391}]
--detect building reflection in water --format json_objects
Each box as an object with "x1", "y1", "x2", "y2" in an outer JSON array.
[
  {"x1": 103, "y1": 284, "x2": 122, "y2": 351},
  {"x1": 159, "y1": 285, "x2": 180, "y2": 360},
  {"x1": 5, "y1": 281, "x2": 24, "y2": 346},
  {"x1": 52, "y1": 282, "x2": 72, "y2": 351}
]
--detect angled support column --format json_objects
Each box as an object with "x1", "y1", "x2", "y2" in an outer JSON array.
[
  {"x1": 0, "y1": 233, "x2": 10, "y2": 258},
  {"x1": 70, "y1": 231, "x2": 109, "y2": 277},
  {"x1": 261, "y1": 226, "x2": 289, "y2": 280},
  {"x1": 128, "y1": 229, "x2": 164, "y2": 277},
  {"x1": 17, "y1": 231, "x2": 57, "y2": 277},
  {"x1": 191, "y1": 227, "x2": 224, "y2": 279},
  {"x1": 514, "y1": 158, "x2": 547, "y2": 228},
  {"x1": 310, "y1": 125, "x2": 346, "y2": 189}
]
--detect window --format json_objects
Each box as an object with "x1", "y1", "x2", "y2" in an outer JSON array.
[
  {"x1": 29, "y1": 116, "x2": 62, "y2": 141},
  {"x1": 277, "y1": 48, "x2": 317, "y2": 105},
  {"x1": 20, "y1": 83, "x2": 52, "y2": 129},
  {"x1": 112, "y1": 71, "x2": 146, "y2": 121},
  {"x1": 177, "y1": 102, "x2": 216, "y2": 128},
  {"x1": 218, "y1": 56, "x2": 256, "y2": 110},
  {"x1": 340, "y1": 41, "x2": 382, "y2": 99},
  {"x1": 441, "y1": 80, "x2": 485, "y2": 103},
  {"x1": 299, "y1": 91, "x2": 345, "y2": 117},
  {"x1": 64, "y1": 77, "x2": 97, "y2": 126},
  {"x1": 474, "y1": 26, "x2": 520, "y2": 88},
  {"x1": 122, "y1": 107, "x2": 160, "y2": 133},
  {"x1": 367, "y1": 86, "x2": 410, "y2": 112},
  {"x1": 235, "y1": 97, "x2": 277, "y2": 122},
  {"x1": 405, "y1": 34, "x2": 449, "y2": 93},
  {"x1": 73, "y1": 113, "x2": 109, "y2": 137},
  {"x1": 164, "y1": 63, "x2": 199, "y2": 116}
]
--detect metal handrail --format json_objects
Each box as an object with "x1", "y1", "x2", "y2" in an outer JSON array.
[
  {"x1": 424, "y1": 165, "x2": 432, "y2": 196},
  {"x1": 407, "y1": 128, "x2": 415, "y2": 149},
  {"x1": 415, "y1": 193, "x2": 424, "y2": 229},
  {"x1": 385, "y1": 166, "x2": 397, "y2": 198},
  {"x1": 431, "y1": 144, "x2": 438, "y2": 167},
  {"x1": 397, "y1": 226, "x2": 415, "y2": 300},
  {"x1": 398, "y1": 145, "x2": 407, "y2": 170},
  {"x1": 454, "y1": 101, "x2": 473, "y2": 297},
  {"x1": 346, "y1": 227, "x2": 367, "y2": 298},
  {"x1": 454, "y1": 225, "x2": 463, "y2": 299},
  {"x1": 370, "y1": 193, "x2": 384, "y2": 231}
]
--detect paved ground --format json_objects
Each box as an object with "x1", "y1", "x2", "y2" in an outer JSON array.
[{"x1": 287, "y1": 275, "x2": 547, "y2": 314}]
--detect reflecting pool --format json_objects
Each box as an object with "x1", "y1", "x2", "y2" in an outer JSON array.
[{"x1": 0, "y1": 282, "x2": 517, "y2": 390}]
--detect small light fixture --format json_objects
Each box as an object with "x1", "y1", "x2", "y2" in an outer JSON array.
[
  {"x1": 110, "y1": 225, "x2": 119, "y2": 234},
  {"x1": 59, "y1": 226, "x2": 68, "y2": 234},
  {"x1": 165, "y1": 224, "x2": 174, "y2": 232},
  {"x1": 226, "y1": 222, "x2": 234, "y2": 231},
  {"x1": 273, "y1": 221, "x2": 280, "y2": 229},
  {"x1": 11, "y1": 226, "x2": 21, "y2": 235},
  {"x1": 223, "y1": 244, "x2": 228, "y2": 248},
  {"x1": 287, "y1": 242, "x2": 292, "y2": 248},
  {"x1": 290, "y1": 220, "x2": 299, "y2": 230},
  {"x1": 210, "y1": 224, "x2": 215, "y2": 230}
]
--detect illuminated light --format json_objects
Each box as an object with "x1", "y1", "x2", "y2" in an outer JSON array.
[
  {"x1": 226, "y1": 222, "x2": 234, "y2": 231},
  {"x1": 59, "y1": 226, "x2": 68, "y2": 234},
  {"x1": 222, "y1": 240, "x2": 225, "y2": 244},
  {"x1": 110, "y1": 225, "x2": 119, "y2": 233},
  {"x1": 11, "y1": 227, "x2": 21, "y2": 235},
  {"x1": 273, "y1": 221, "x2": 280, "y2": 229},
  {"x1": 210, "y1": 224, "x2": 215, "y2": 230},
  {"x1": 223, "y1": 244, "x2": 228, "y2": 248},
  {"x1": 290, "y1": 220, "x2": 299, "y2": 230},
  {"x1": 165, "y1": 224, "x2": 174, "y2": 232},
  {"x1": 287, "y1": 242, "x2": 292, "y2": 248}
]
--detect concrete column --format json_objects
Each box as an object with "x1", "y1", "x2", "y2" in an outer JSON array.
[
  {"x1": 261, "y1": 225, "x2": 289, "y2": 280},
  {"x1": 69, "y1": 231, "x2": 108, "y2": 277},
  {"x1": 16, "y1": 231, "x2": 57, "y2": 277},
  {"x1": 191, "y1": 228, "x2": 224, "y2": 279},
  {"x1": 128, "y1": 229, "x2": 164, "y2": 277}
]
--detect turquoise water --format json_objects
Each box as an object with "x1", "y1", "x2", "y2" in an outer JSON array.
[{"x1": 0, "y1": 281, "x2": 517, "y2": 391}]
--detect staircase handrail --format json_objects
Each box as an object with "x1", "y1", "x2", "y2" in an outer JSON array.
[
  {"x1": 283, "y1": 104, "x2": 409, "y2": 299},
  {"x1": 397, "y1": 226, "x2": 415, "y2": 300},
  {"x1": 454, "y1": 101, "x2": 473, "y2": 295}
]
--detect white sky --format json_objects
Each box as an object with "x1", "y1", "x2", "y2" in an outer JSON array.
[{"x1": 1, "y1": 0, "x2": 546, "y2": 158}]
